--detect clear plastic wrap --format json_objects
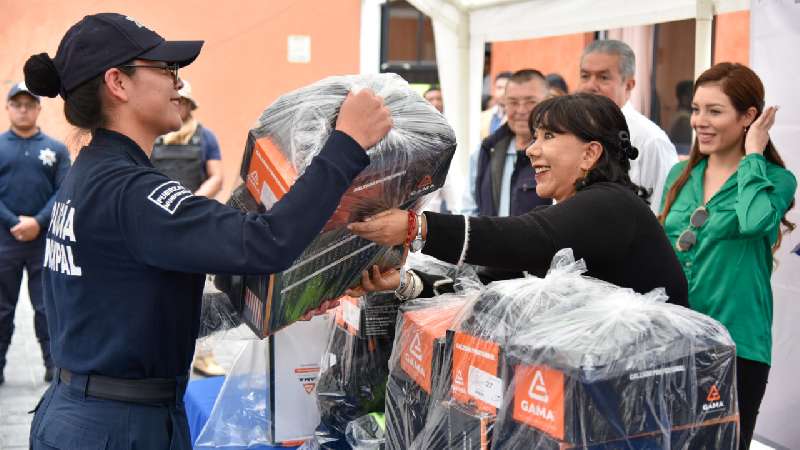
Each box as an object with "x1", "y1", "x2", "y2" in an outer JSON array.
[
  {"x1": 237, "y1": 73, "x2": 456, "y2": 337},
  {"x1": 197, "y1": 275, "x2": 243, "y2": 339},
  {"x1": 491, "y1": 288, "x2": 738, "y2": 449},
  {"x1": 383, "y1": 293, "x2": 475, "y2": 449},
  {"x1": 384, "y1": 249, "x2": 739, "y2": 449},
  {"x1": 196, "y1": 315, "x2": 333, "y2": 447},
  {"x1": 399, "y1": 249, "x2": 618, "y2": 449},
  {"x1": 405, "y1": 252, "x2": 483, "y2": 295},
  {"x1": 314, "y1": 293, "x2": 399, "y2": 447},
  {"x1": 346, "y1": 413, "x2": 387, "y2": 449}
]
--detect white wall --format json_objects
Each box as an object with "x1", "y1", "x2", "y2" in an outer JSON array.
[{"x1": 750, "y1": 1, "x2": 800, "y2": 448}]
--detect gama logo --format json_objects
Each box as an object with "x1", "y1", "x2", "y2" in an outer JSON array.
[
  {"x1": 512, "y1": 365, "x2": 565, "y2": 440},
  {"x1": 294, "y1": 366, "x2": 320, "y2": 394},
  {"x1": 400, "y1": 325, "x2": 434, "y2": 393},
  {"x1": 702, "y1": 383, "x2": 725, "y2": 412}
]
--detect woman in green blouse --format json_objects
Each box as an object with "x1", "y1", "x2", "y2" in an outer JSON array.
[{"x1": 660, "y1": 62, "x2": 796, "y2": 450}]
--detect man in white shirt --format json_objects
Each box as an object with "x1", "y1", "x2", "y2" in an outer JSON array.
[{"x1": 576, "y1": 40, "x2": 678, "y2": 214}]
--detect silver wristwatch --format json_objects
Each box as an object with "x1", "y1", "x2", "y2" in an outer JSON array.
[{"x1": 410, "y1": 212, "x2": 425, "y2": 252}]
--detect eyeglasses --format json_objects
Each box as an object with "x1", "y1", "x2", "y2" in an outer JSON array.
[
  {"x1": 119, "y1": 63, "x2": 180, "y2": 85},
  {"x1": 676, "y1": 206, "x2": 709, "y2": 251},
  {"x1": 506, "y1": 98, "x2": 539, "y2": 110},
  {"x1": 8, "y1": 101, "x2": 38, "y2": 110}
]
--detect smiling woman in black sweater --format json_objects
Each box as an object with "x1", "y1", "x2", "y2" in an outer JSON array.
[{"x1": 348, "y1": 94, "x2": 688, "y2": 307}]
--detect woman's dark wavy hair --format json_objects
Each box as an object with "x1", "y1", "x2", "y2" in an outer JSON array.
[
  {"x1": 528, "y1": 93, "x2": 649, "y2": 202},
  {"x1": 659, "y1": 62, "x2": 795, "y2": 251}
]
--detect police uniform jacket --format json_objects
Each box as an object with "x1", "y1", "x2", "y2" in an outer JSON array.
[
  {"x1": 43, "y1": 128, "x2": 368, "y2": 379},
  {"x1": 0, "y1": 129, "x2": 70, "y2": 231}
]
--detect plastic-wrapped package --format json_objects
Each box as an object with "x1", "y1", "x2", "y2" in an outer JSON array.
[
  {"x1": 346, "y1": 413, "x2": 387, "y2": 449},
  {"x1": 491, "y1": 289, "x2": 738, "y2": 449},
  {"x1": 405, "y1": 252, "x2": 483, "y2": 295},
  {"x1": 195, "y1": 314, "x2": 333, "y2": 447},
  {"x1": 237, "y1": 73, "x2": 456, "y2": 337},
  {"x1": 406, "y1": 249, "x2": 618, "y2": 450},
  {"x1": 314, "y1": 293, "x2": 399, "y2": 447},
  {"x1": 384, "y1": 294, "x2": 475, "y2": 449},
  {"x1": 197, "y1": 275, "x2": 243, "y2": 339},
  {"x1": 386, "y1": 249, "x2": 738, "y2": 449}
]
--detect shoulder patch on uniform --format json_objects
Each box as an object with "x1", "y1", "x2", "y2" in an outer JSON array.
[{"x1": 147, "y1": 180, "x2": 193, "y2": 215}]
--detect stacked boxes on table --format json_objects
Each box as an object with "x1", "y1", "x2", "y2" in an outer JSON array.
[
  {"x1": 230, "y1": 73, "x2": 456, "y2": 337},
  {"x1": 406, "y1": 252, "x2": 618, "y2": 450},
  {"x1": 490, "y1": 287, "x2": 738, "y2": 449},
  {"x1": 383, "y1": 250, "x2": 740, "y2": 449},
  {"x1": 314, "y1": 293, "x2": 400, "y2": 444},
  {"x1": 384, "y1": 295, "x2": 472, "y2": 449}
]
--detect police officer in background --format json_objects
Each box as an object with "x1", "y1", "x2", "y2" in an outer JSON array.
[
  {"x1": 23, "y1": 13, "x2": 391, "y2": 449},
  {"x1": 151, "y1": 79, "x2": 226, "y2": 376},
  {"x1": 0, "y1": 82, "x2": 70, "y2": 385},
  {"x1": 152, "y1": 79, "x2": 223, "y2": 198}
]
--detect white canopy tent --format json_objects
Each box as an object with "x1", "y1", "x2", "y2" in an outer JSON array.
[{"x1": 403, "y1": 0, "x2": 748, "y2": 181}]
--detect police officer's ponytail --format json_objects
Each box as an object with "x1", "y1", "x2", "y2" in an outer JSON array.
[
  {"x1": 24, "y1": 53, "x2": 61, "y2": 98},
  {"x1": 24, "y1": 53, "x2": 136, "y2": 132}
]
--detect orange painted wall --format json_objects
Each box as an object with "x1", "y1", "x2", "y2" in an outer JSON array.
[
  {"x1": 0, "y1": 0, "x2": 361, "y2": 200},
  {"x1": 714, "y1": 10, "x2": 749, "y2": 65},
  {"x1": 489, "y1": 33, "x2": 595, "y2": 94}
]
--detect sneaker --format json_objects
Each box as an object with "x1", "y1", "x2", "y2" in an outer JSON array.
[
  {"x1": 44, "y1": 366, "x2": 55, "y2": 383},
  {"x1": 192, "y1": 355, "x2": 225, "y2": 377}
]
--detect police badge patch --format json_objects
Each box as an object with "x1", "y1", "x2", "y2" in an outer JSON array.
[
  {"x1": 39, "y1": 148, "x2": 57, "y2": 167},
  {"x1": 147, "y1": 180, "x2": 193, "y2": 215}
]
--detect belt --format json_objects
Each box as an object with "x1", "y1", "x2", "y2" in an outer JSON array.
[{"x1": 59, "y1": 368, "x2": 177, "y2": 405}]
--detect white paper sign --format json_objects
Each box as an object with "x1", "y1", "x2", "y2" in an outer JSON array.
[
  {"x1": 288, "y1": 35, "x2": 311, "y2": 63},
  {"x1": 467, "y1": 366, "x2": 503, "y2": 409},
  {"x1": 343, "y1": 300, "x2": 361, "y2": 332}
]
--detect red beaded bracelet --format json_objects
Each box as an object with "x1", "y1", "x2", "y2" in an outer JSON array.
[{"x1": 405, "y1": 210, "x2": 417, "y2": 248}]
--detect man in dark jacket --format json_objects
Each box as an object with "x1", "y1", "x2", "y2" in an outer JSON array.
[
  {"x1": 0, "y1": 82, "x2": 70, "y2": 384},
  {"x1": 463, "y1": 69, "x2": 551, "y2": 217}
]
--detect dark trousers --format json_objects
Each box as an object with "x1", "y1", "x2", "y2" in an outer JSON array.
[
  {"x1": 29, "y1": 369, "x2": 191, "y2": 449},
  {"x1": 0, "y1": 232, "x2": 50, "y2": 371},
  {"x1": 736, "y1": 356, "x2": 770, "y2": 450}
]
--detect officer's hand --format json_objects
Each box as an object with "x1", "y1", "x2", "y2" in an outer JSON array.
[
  {"x1": 299, "y1": 299, "x2": 340, "y2": 321},
  {"x1": 10, "y1": 216, "x2": 41, "y2": 241},
  {"x1": 335, "y1": 89, "x2": 392, "y2": 150}
]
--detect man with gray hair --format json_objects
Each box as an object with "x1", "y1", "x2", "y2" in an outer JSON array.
[{"x1": 577, "y1": 39, "x2": 678, "y2": 214}]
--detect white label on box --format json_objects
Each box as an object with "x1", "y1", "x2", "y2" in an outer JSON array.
[
  {"x1": 287, "y1": 35, "x2": 311, "y2": 63},
  {"x1": 343, "y1": 301, "x2": 361, "y2": 332},
  {"x1": 467, "y1": 366, "x2": 503, "y2": 409},
  {"x1": 272, "y1": 314, "x2": 331, "y2": 442}
]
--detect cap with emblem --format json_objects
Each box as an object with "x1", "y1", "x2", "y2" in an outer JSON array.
[
  {"x1": 7, "y1": 81, "x2": 40, "y2": 102},
  {"x1": 23, "y1": 13, "x2": 203, "y2": 98}
]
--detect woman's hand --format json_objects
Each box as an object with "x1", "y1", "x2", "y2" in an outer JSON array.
[
  {"x1": 745, "y1": 106, "x2": 778, "y2": 156},
  {"x1": 345, "y1": 265, "x2": 402, "y2": 297},
  {"x1": 347, "y1": 209, "x2": 409, "y2": 246},
  {"x1": 299, "y1": 299, "x2": 340, "y2": 321}
]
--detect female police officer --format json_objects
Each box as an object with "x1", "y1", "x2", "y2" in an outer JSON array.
[{"x1": 23, "y1": 13, "x2": 391, "y2": 449}]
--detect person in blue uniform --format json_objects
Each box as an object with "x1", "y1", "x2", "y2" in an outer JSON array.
[
  {"x1": 0, "y1": 82, "x2": 70, "y2": 385},
  {"x1": 22, "y1": 13, "x2": 391, "y2": 450}
]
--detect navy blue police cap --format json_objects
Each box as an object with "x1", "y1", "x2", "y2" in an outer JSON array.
[
  {"x1": 36, "y1": 13, "x2": 203, "y2": 97},
  {"x1": 7, "y1": 82, "x2": 40, "y2": 102}
]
